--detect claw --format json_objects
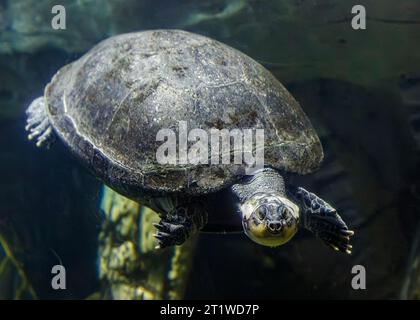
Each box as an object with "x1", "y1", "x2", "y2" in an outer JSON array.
[
  {"x1": 154, "y1": 231, "x2": 171, "y2": 240},
  {"x1": 341, "y1": 229, "x2": 354, "y2": 236},
  {"x1": 329, "y1": 244, "x2": 339, "y2": 251},
  {"x1": 153, "y1": 232, "x2": 171, "y2": 249},
  {"x1": 345, "y1": 244, "x2": 353, "y2": 254},
  {"x1": 153, "y1": 223, "x2": 166, "y2": 232},
  {"x1": 338, "y1": 233, "x2": 350, "y2": 241}
]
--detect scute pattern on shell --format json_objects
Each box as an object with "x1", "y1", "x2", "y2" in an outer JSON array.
[{"x1": 44, "y1": 29, "x2": 323, "y2": 199}]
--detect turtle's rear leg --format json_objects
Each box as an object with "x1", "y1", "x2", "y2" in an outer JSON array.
[
  {"x1": 153, "y1": 201, "x2": 208, "y2": 249},
  {"x1": 25, "y1": 97, "x2": 55, "y2": 148}
]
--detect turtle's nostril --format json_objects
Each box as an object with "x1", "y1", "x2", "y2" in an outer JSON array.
[{"x1": 268, "y1": 221, "x2": 282, "y2": 232}]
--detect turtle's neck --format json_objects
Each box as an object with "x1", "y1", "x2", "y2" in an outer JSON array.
[{"x1": 231, "y1": 168, "x2": 285, "y2": 203}]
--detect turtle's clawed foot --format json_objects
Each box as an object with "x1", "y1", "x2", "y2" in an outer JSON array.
[
  {"x1": 153, "y1": 221, "x2": 190, "y2": 249},
  {"x1": 25, "y1": 97, "x2": 55, "y2": 148},
  {"x1": 153, "y1": 209, "x2": 193, "y2": 249},
  {"x1": 293, "y1": 187, "x2": 354, "y2": 255},
  {"x1": 317, "y1": 224, "x2": 354, "y2": 254}
]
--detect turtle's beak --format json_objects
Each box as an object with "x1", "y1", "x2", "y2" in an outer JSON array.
[{"x1": 240, "y1": 194, "x2": 300, "y2": 247}]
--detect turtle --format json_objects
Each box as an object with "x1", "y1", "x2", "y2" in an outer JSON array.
[{"x1": 25, "y1": 29, "x2": 353, "y2": 253}]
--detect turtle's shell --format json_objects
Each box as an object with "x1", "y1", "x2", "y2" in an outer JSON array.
[{"x1": 44, "y1": 30, "x2": 323, "y2": 199}]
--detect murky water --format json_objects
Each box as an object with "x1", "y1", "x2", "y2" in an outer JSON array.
[{"x1": 1, "y1": 0, "x2": 420, "y2": 299}]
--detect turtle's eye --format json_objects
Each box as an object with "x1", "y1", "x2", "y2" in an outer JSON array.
[
  {"x1": 277, "y1": 205, "x2": 286, "y2": 217},
  {"x1": 256, "y1": 206, "x2": 266, "y2": 220}
]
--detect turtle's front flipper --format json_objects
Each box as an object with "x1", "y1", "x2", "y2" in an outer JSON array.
[
  {"x1": 25, "y1": 97, "x2": 55, "y2": 148},
  {"x1": 153, "y1": 202, "x2": 208, "y2": 249},
  {"x1": 291, "y1": 187, "x2": 354, "y2": 254}
]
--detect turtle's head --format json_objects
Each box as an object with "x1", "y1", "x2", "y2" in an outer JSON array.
[{"x1": 240, "y1": 193, "x2": 300, "y2": 247}]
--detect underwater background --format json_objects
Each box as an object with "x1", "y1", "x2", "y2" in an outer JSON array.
[{"x1": 1, "y1": 0, "x2": 420, "y2": 299}]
